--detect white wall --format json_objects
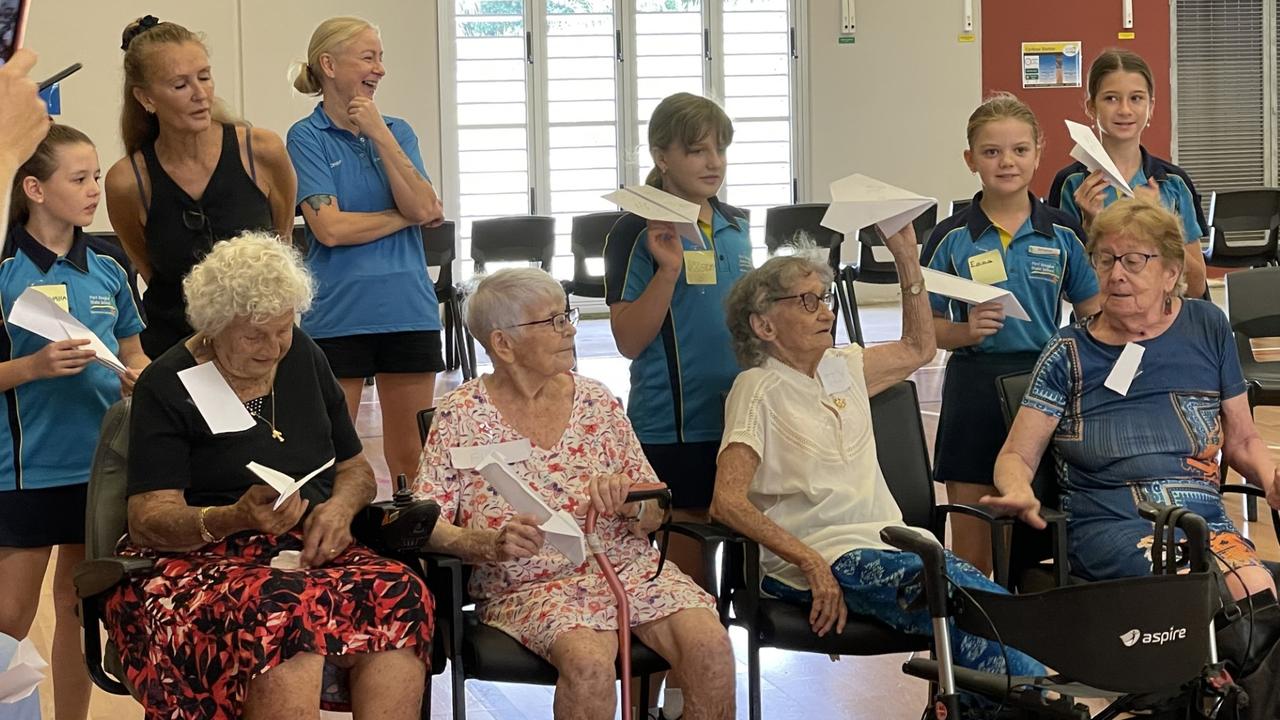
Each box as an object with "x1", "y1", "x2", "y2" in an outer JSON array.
[
  {"x1": 21, "y1": 0, "x2": 441, "y2": 233},
  {"x1": 803, "y1": 0, "x2": 983, "y2": 209}
]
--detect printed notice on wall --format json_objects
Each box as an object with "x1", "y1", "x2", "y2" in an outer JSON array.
[{"x1": 1021, "y1": 41, "x2": 1082, "y2": 89}]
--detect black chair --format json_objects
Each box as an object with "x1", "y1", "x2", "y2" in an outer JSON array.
[
  {"x1": 838, "y1": 205, "x2": 937, "y2": 346},
  {"x1": 713, "y1": 380, "x2": 1012, "y2": 720},
  {"x1": 1205, "y1": 189, "x2": 1280, "y2": 269},
  {"x1": 763, "y1": 203, "x2": 856, "y2": 343},
  {"x1": 567, "y1": 211, "x2": 625, "y2": 299},
  {"x1": 413, "y1": 407, "x2": 674, "y2": 720},
  {"x1": 422, "y1": 221, "x2": 473, "y2": 380},
  {"x1": 74, "y1": 400, "x2": 434, "y2": 716},
  {"x1": 948, "y1": 198, "x2": 973, "y2": 217},
  {"x1": 1225, "y1": 266, "x2": 1280, "y2": 522},
  {"x1": 461, "y1": 216, "x2": 558, "y2": 371}
]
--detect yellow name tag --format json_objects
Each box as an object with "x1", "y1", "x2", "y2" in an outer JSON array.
[
  {"x1": 967, "y1": 250, "x2": 1008, "y2": 285},
  {"x1": 30, "y1": 284, "x2": 69, "y2": 312},
  {"x1": 684, "y1": 250, "x2": 717, "y2": 285}
]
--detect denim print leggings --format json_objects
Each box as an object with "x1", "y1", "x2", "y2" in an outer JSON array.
[{"x1": 762, "y1": 548, "x2": 1045, "y2": 719}]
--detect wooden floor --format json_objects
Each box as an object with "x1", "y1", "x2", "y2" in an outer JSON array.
[{"x1": 30, "y1": 294, "x2": 1280, "y2": 720}]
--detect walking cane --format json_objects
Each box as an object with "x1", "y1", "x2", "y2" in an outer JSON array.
[{"x1": 583, "y1": 482, "x2": 672, "y2": 719}]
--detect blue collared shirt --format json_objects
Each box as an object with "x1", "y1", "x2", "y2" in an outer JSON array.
[
  {"x1": 0, "y1": 226, "x2": 145, "y2": 490},
  {"x1": 603, "y1": 198, "x2": 754, "y2": 444},
  {"x1": 921, "y1": 193, "x2": 1099, "y2": 355},
  {"x1": 1048, "y1": 146, "x2": 1207, "y2": 246},
  {"x1": 287, "y1": 103, "x2": 441, "y2": 338}
]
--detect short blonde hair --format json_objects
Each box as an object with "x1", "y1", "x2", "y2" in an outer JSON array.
[
  {"x1": 293, "y1": 16, "x2": 378, "y2": 95},
  {"x1": 183, "y1": 232, "x2": 314, "y2": 335},
  {"x1": 464, "y1": 268, "x2": 566, "y2": 353},
  {"x1": 1089, "y1": 198, "x2": 1187, "y2": 297},
  {"x1": 725, "y1": 246, "x2": 833, "y2": 368}
]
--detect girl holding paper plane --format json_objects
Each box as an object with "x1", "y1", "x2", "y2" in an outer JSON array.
[
  {"x1": 0, "y1": 123, "x2": 147, "y2": 720},
  {"x1": 921, "y1": 93, "x2": 1100, "y2": 574},
  {"x1": 1047, "y1": 48, "x2": 1209, "y2": 299}
]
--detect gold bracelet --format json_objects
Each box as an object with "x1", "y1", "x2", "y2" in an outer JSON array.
[{"x1": 198, "y1": 506, "x2": 222, "y2": 543}]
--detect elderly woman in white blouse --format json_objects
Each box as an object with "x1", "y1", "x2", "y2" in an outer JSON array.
[{"x1": 709, "y1": 229, "x2": 1043, "y2": 717}]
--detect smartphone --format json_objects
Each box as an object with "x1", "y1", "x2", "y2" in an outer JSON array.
[{"x1": 0, "y1": 0, "x2": 32, "y2": 67}]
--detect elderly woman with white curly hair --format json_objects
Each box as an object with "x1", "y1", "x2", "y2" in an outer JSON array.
[
  {"x1": 417, "y1": 267, "x2": 734, "y2": 720},
  {"x1": 105, "y1": 232, "x2": 435, "y2": 720}
]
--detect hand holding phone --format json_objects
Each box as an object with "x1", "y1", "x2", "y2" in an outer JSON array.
[{"x1": 0, "y1": 49, "x2": 51, "y2": 167}]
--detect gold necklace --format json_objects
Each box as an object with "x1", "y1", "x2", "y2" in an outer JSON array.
[{"x1": 248, "y1": 387, "x2": 285, "y2": 443}]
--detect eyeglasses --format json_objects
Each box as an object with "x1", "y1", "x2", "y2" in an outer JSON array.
[
  {"x1": 771, "y1": 291, "x2": 835, "y2": 313},
  {"x1": 506, "y1": 307, "x2": 580, "y2": 333},
  {"x1": 1090, "y1": 251, "x2": 1160, "y2": 274}
]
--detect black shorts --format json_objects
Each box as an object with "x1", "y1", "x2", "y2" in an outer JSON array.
[
  {"x1": 314, "y1": 331, "x2": 445, "y2": 378},
  {"x1": 0, "y1": 484, "x2": 88, "y2": 547},
  {"x1": 933, "y1": 351, "x2": 1041, "y2": 485},
  {"x1": 641, "y1": 441, "x2": 720, "y2": 510}
]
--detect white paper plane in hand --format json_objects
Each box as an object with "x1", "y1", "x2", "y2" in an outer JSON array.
[
  {"x1": 0, "y1": 637, "x2": 47, "y2": 704},
  {"x1": 1065, "y1": 119, "x2": 1133, "y2": 197},
  {"x1": 820, "y1": 173, "x2": 935, "y2": 264},
  {"x1": 247, "y1": 457, "x2": 336, "y2": 511},
  {"x1": 7, "y1": 287, "x2": 129, "y2": 376},
  {"x1": 477, "y1": 457, "x2": 586, "y2": 566},
  {"x1": 603, "y1": 185, "x2": 701, "y2": 224},
  {"x1": 920, "y1": 267, "x2": 1030, "y2": 322}
]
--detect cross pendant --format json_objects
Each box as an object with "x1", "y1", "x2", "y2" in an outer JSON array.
[{"x1": 272, "y1": 429, "x2": 285, "y2": 443}]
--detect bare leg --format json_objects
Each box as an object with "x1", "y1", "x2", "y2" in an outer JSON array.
[
  {"x1": 1225, "y1": 565, "x2": 1276, "y2": 602},
  {"x1": 548, "y1": 628, "x2": 619, "y2": 720},
  {"x1": 0, "y1": 546, "x2": 51, "y2": 639},
  {"x1": 944, "y1": 481, "x2": 995, "y2": 577},
  {"x1": 242, "y1": 652, "x2": 324, "y2": 720},
  {"x1": 348, "y1": 648, "x2": 426, "y2": 720},
  {"x1": 634, "y1": 609, "x2": 734, "y2": 720},
  {"x1": 338, "y1": 377, "x2": 366, "y2": 424},
  {"x1": 375, "y1": 372, "x2": 437, "y2": 480},
  {"x1": 51, "y1": 545, "x2": 91, "y2": 720}
]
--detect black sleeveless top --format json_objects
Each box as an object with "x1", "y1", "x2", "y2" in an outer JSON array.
[{"x1": 129, "y1": 123, "x2": 272, "y2": 358}]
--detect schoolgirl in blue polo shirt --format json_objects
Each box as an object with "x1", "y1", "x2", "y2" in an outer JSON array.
[
  {"x1": 1048, "y1": 49, "x2": 1209, "y2": 299},
  {"x1": 603, "y1": 92, "x2": 751, "y2": 719},
  {"x1": 0, "y1": 124, "x2": 147, "y2": 713},
  {"x1": 287, "y1": 17, "x2": 445, "y2": 482},
  {"x1": 922, "y1": 94, "x2": 1100, "y2": 574}
]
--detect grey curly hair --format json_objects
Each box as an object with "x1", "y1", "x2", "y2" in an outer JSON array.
[
  {"x1": 183, "y1": 232, "x2": 314, "y2": 335},
  {"x1": 725, "y1": 243, "x2": 833, "y2": 368}
]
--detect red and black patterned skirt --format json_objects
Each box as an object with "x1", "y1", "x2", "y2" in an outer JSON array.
[{"x1": 104, "y1": 530, "x2": 434, "y2": 719}]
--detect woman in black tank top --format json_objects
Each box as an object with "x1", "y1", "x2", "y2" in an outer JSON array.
[{"x1": 104, "y1": 17, "x2": 297, "y2": 359}]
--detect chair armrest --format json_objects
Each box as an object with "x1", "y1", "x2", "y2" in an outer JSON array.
[
  {"x1": 660, "y1": 520, "x2": 741, "y2": 546},
  {"x1": 1218, "y1": 484, "x2": 1280, "y2": 546},
  {"x1": 625, "y1": 487, "x2": 672, "y2": 508},
  {"x1": 936, "y1": 503, "x2": 1015, "y2": 588},
  {"x1": 73, "y1": 557, "x2": 154, "y2": 600},
  {"x1": 419, "y1": 552, "x2": 466, "y2": 673}
]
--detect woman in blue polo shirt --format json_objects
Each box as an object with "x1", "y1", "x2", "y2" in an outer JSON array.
[
  {"x1": 288, "y1": 16, "x2": 445, "y2": 483},
  {"x1": 1, "y1": 124, "x2": 147, "y2": 720},
  {"x1": 923, "y1": 94, "x2": 1099, "y2": 575},
  {"x1": 1048, "y1": 48, "x2": 1209, "y2": 299}
]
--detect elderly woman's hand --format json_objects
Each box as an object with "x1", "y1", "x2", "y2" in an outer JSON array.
[
  {"x1": 301, "y1": 499, "x2": 357, "y2": 567},
  {"x1": 800, "y1": 552, "x2": 847, "y2": 637},
  {"x1": 979, "y1": 486, "x2": 1047, "y2": 530},
  {"x1": 881, "y1": 222, "x2": 918, "y2": 257},
  {"x1": 492, "y1": 513, "x2": 546, "y2": 561},
  {"x1": 233, "y1": 484, "x2": 310, "y2": 536},
  {"x1": 588, "y1": 473, "x2": 633, "y2": 517}
]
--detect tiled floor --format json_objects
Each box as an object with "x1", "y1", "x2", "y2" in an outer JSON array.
[{"x1": 31, "y1": 298, "x2": 1280, "y2": 720}]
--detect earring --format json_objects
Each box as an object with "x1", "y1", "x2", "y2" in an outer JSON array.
[{"x1": 1163, "y1": 293, "x2": 1173, "y2": 315}]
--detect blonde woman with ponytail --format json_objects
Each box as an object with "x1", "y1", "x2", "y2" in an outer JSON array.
[
  {"x1": 286, "y1": 16, "x2": 445, "y2": 485},
  {"x1": 103, "y1": 16, "x2": 295, "y2": 359}
]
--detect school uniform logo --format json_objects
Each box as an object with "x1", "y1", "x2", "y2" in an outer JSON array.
[{"x1": 88, "y1": 294, "x2": 117, "y2": 316}]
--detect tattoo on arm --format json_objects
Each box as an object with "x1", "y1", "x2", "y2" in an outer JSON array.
[{"x1": 304, "y1": 195, "x2": 335, "y2": 212}]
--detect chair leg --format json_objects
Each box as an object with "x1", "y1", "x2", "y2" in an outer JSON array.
[
  {"x1": 748, "y1": 632, "x2": 762, "y2": 720},
  {"x1": 835, "y1": 277, "x2": 857, "y2": 346},
  {"x1": 638, "y1": 671, "x2": 651, "y2": 720},
  {"x1": 443, "y1": 301, "x2": 457, "y2": 370},
  {"x1": 451, "y1": 660, "x2": 467, "y2": 720},
  {"x1": 844, "y1": 276, "x2": 864, "y2": 346}
]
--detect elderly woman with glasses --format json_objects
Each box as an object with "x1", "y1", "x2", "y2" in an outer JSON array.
[
  {"x1": 416, "y1": 268, "x2": 734, "y2": 720},
  {"x1": 711, "y1": 228, "x2": 1044, "y2": 719},
  {"x1": 986, "y1": 199, "x2": 1280, "y2": 601}
]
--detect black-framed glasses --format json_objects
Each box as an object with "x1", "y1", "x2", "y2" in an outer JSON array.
[
  {"x1": 1090, "y1": 251, "x2": 1160, "y2": 274},
  {"x1": 506, "y1": 307, "x2": 580, "y2": 333},
  {"x1": 771, "y1": 291, "x2": 834, "y2": 313}
]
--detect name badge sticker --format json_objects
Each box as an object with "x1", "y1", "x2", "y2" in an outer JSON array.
[
  {"x1": 29, "y1": 284, "x2": 69, "y2": 313},
  {"x1": 967, "y1": 250, "x2": 1008, "y2": 285}
]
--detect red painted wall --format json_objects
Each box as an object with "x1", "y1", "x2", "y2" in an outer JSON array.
[{"x1": 981, "y1": 0, "x2": 1171, "y2": 198}]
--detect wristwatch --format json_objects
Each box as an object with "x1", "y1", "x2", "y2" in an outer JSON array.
[{"x1": 901, "y1": 280, "x2": 924, "y2": 296}]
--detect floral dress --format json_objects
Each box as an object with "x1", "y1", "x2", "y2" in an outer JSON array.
[{"x1": 416, "y1": 373, "x2": 714, "y2": 658}]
